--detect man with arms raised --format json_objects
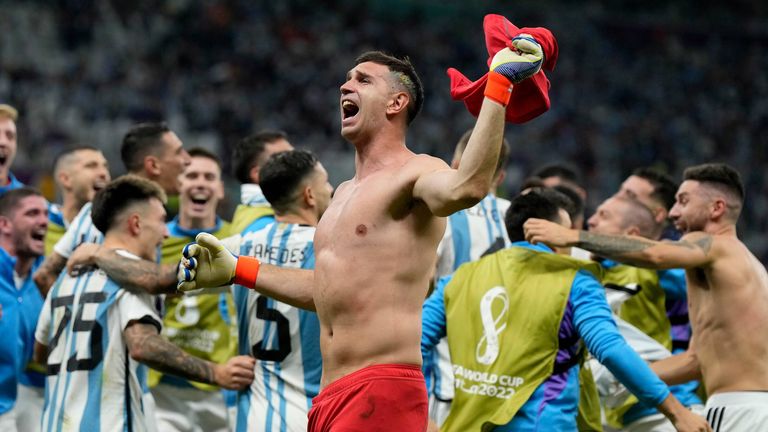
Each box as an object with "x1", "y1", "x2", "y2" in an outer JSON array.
[
  {"x1": 525, "y1": 163, "x2": 768, "y2": 431},
  {"x1": 34, "y1": 176, "x2": 254, "y2": 432},
  {"x1": 180, "y1": 38, "x2": 546, "y2": 429}
]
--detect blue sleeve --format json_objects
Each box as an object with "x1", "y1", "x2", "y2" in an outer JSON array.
[
  {"x1": 571, "y1": 270, "x2": 670, "y2": 408},
  {"x1": 658, "y1": 268, "x2": 687, "y2": 301},
  {"x1": 421, "y1": 276, "x2": 449, "y2": 362}
]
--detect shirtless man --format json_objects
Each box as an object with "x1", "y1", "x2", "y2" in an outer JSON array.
[
  {"x1": 179, "y1": 38, "x2": 546, "y2": 430},
  {"x1": 524, "y1": 163, "x2": 768, "y2": 431}
]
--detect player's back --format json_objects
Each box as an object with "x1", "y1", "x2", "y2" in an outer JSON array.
[
  {"x1": 234, "y1": 221, "x2": 321, "y2": 432},
  {"x1": 689, "y1": 235, "x2": 768, "y2": 394},
  {"x1": 38, "y1": 262, "x2": 157, "y2": 432}
]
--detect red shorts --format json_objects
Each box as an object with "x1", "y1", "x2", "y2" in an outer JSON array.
[{"x1": 307, "y1": 363, "x2": 428, "y2": 432}]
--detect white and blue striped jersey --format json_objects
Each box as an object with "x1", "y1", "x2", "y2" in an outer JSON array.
[
  {"x1": 429, "y1": 193, "x2": 511, "y2": 403},
  {"x1": 231, "y1": 222, "x2": 321, "y2": 432},
  {"x1": 53, "y1": 203, "x2": 104, "y2": 258},
  {"x1": 35, "y1": 250, "x2": 161, "y2": 432}
]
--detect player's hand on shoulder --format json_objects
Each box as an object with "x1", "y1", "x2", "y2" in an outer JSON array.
[
  {"x1": 490, "y1": 33, "x2": 544, "y2": 83},
  {"x1": 524, "y1": 218, "x2": 576, "y2": 247},
  {"x1": 214, "y1": 355, "x2": 256, "y2": 390},
  {"x1": 67, "y1": 242, "x2": 102, "y2": 276},
  {"x1": 177, "y1": 232, "x2": 237, "y2": 292}
]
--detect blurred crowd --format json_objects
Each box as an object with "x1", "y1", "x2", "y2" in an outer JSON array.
[{"x1": 1, "y1": 0, "x2": 767, "y2": 259}]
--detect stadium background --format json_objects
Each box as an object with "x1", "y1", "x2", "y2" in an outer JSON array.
[{"x1": 1, "y1": 0, "x2": 767, "y2": 258}]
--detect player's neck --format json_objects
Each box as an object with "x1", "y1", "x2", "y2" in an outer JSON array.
[
  {"x1": 353, "y1": 131, "x2": 409, "y2": 178},
  {"x1": 276, "y1": 209, "x2": 317, "y2": 227},
  {"x1": 61, "y1": 196, "x2": 86, "y2": 225},
  {"x1": 0, "y1": 168, "x2": 9, "y2": 186},
  {"x1": 178, "y1": 211, "x2": 216, "y2": 231},
  {"x1": 14, "y1": 253, "x2": 36, "y2": 279},
  {"x1": 101, "y1": 234, "x2": 146, "y2": 261},
  {"x1": 703, "y1": 222, "x2": 737, "y2": 237}
]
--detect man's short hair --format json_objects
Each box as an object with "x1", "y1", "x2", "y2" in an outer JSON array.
[
  {"x1": 232, "y1": 130, "x2": 289, "y2": 184},
  {"x1": 456, "y1": 128, "x2": 510, "y2": 175},
  {"x1": 121, "y1": 122, "x2": 171, "y2": 172},
  {"x1": 355, "y1": 51, "x2": 424, "y2": 125},
  {"x1": 53, "y1": 145, "x2": 102, "y2": 178},
  {"x1": 683, "y1": 163, "x2": 745, "y2": 219},
  {"x1": 260, "y1": 150, "x2": 319, "y2": 215},
  {"x1": 188, "y1": 147, "x2": 222, "y2": 169},
  {"x1": 552, "y1": 184, "x2": 584, "y2": 224},
  {"x1": 0, "y1": 104, "x2": 18, "y2": 121},
  {"x1": 632, "y1": 167, "x2": 678, "y2": 211},
  {"x1": 0, "y1": 187, "x2": 42, "y2": 218},
  {"x1": 613, "y1": 196, "x2": 657, "y2": 238},
  {"x1": 91, "y1": 175, "x2": 167, "y2": 234},
  {"x1": 505, "y1": 189, "x2": 571, "y2": 242},
  {"x1": 532, "y1": 163, "x2": 583, "y2": 185}
]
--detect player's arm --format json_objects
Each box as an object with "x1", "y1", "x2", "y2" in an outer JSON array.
[
  {"x1": 572, "y1": 271, "x2": 711, "y2": 431},
  {"x1": 66, "y1": 243, "x2": 177, "y2": 295},
  {"x1": 414, "y1": 37, "x2": 545, "y2": 217},
  {"x1": 178, "y1": 233, "x2": 315, "y2": 310},
  {"x1": 33, "y1": 252, "x2": 67, "y2": 296},
  {"x1": 651, "y1": 340, "x2": 702, "y2": 385},
  {"x1": 525, "y1": 219, "x2": 717, "y2": 270},
  {"x1": 124, "y1": 321, "x2": 255, "y2": 390}
]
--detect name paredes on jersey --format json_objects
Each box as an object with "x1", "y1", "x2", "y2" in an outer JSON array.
[
  {"x1": 242, "y1": 242, "x2": 307, "y2": 265},
  {"x1": 453, "y1": 364, "x2": 524, "y2": 400}
]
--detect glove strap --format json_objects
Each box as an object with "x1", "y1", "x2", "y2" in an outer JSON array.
[
  {"x1": 234, "y1": 256, "x2": 261, "y2": 288},
  {"x1": 484, "y1": 71, "x2": 513, "y2": 107}
]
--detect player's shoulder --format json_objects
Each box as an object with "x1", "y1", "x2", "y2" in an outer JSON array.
[{"x1": 407, "y1": 153, "x2": 450, "y2": 172}]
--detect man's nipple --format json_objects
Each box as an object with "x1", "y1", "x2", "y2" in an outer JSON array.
[{"x1": 355, "y1": 224, "x2": 367, "y2": 236}]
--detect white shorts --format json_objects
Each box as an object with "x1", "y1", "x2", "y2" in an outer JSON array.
[
  {"x1": 152, "y1": 383, "x2": 229, "y2": 432},
  {"x1": 705, "y1": 392, "x2": 768, "y2": 432},
  {"x1": 428, "y1": 396, "x2": 451, "y2": 427},
  {"x1": 15, "y1": 384, "x2": 44, "y2": 432}
]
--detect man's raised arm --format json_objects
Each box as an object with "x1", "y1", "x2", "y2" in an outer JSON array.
[
  {"x1": 524, "y1": 218, "x2": 717, "y2": 270},
  {"x1": 414, "y1": 36, "x2": 544, "y2": 217},
  {"x1": 178, "y1": 233, "x2": 315, "y2": 310}
]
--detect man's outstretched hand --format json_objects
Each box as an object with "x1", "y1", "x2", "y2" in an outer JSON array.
[
  {"x1": 177, "y1": 232, "x2": 237, "y2": 291},
  {"x1": 524, "y1": 218, "x2": 579, "y2": 248}
]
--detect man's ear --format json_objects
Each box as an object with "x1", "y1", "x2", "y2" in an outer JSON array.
[
  {"x1": 127, "y1": 213, "x2": 142, "y2": 237},
  {"x1": 711, "y1": 198, "x2": 727, "y2": 220},
  {"x1": 58, "y1": 171, "x2": 72, "y2": 190},
  {"x1": 386, "y1": 92, "x2": 409, "y2": 117},
  {"x1": 215, "y1": 180, "x2": 225, "y2": 201},
  {"x1": 304, "y1": 184, "x2": 316, "y2": 208},
  {"x1": 0, "y1": 216, "x2": 13, "y2": 236},
  {"x1": 144, "y1": 156, "x2": 161, "y2": 178},
  {"x1": 249, "y1": 165, "x2": 260, "y2": 184},
  {"x1": 625, "y1": 225, "x2": 641, "y2": 237}
]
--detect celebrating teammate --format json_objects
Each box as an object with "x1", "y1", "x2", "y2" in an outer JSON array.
[
  {"x1": 525, "y1": 163, "x2": 768, "y2": 430},
  {"x1": 33, "y1": 175, "x2": 254, "y2": 432},
  {"x1": 179, "y1": 39, "x2": 546, "y2": 429}
]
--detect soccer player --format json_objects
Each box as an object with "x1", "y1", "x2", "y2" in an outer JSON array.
[
  {"x1": 44, "y1": 145, "x2": 111, "y2": 255},
  {"x1": 428, "y1": 129, "x2": 511, "y2": 425},
  {"x1": 615, "y1": 167, "x2": 679, "y2": 241},
  {"x1": 33, "y1": 175, "x2": 254, "y2": 432},
  {"x1": 421, "y1": 190, "x2": 709, "y2": 431},
  {"x1": 586, "y1": 196, "x2": 702, "y2": 431},
  {"x1": 151, "y1": 148, "x2": 236, "y2": 432},
  {"x1": 181, "y1": 40, "x2": 552, "y2": 429},
  {"x1": 0, "y1": 188, "x2": 47, "y2": 432},
  {"x1": 532, "y1": 162, "x2": 587, "y2": 201},
  {"x1": 0, "y1": 105, "x2": 25, "y2": 196},
  {"x1": 227, "y1": 149, "x2": 332, "y2": 431},
  {"x1": 34, "y1": 122, "x2": 190, "y2": 296},
  {"x1": 525, "y1": 163, "x2": 768, "y2": 431},
  {"x1": 230, "y1": 130, "x2": 293, "y2": 234}
]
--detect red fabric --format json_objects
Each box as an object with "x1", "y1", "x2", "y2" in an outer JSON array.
[
  {"x1": 448, "y1": 14, "x2": 559, "y2": 123},
  {"x1": 307, "y1": 364, "x2": 428, "y2": 432}
]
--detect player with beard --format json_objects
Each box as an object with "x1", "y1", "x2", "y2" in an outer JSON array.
[{"x1": 525, "y1": 163, "x2": 768, "y2": 431}]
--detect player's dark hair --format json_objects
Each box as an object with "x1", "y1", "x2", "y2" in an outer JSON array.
[
  {"x1": 188, "y1": 147, "x2": 222, "y2": 169},
  {"x1": 232, "y1": 130, "x2": 289, "y2": 184},
  {"x1": 505, "y1": 189, "x2": 571, "y2": 242},
  {"x1": 533, "y1": 163, "x2": 583, "y2": 185},
  {"x1": 53, "y1": 145, "x2": 102, "y2": 173},
  {"x1": 0, "y1": 187, "x2": 43, "y2": 218},
  {"x1": 456, "y1": 128, "x2": 510, "y2": 175},
  {"x1": 552, "y1": 184, "x2": 584, "y2": 224},
  {"x1": 121, "y1": 122, "x2": 171, "y2": 173},
  {"x1": 632, "y1": 167, "x2": 678, "y2": 211},
  {"x1": 91, "y1": 175, "x2": 167, "y2": 234},
  {"x1": 260, "y1": 150, "x2": 319, "y2": 214},
  {"x1": 683, "y1": 163, "x2": 744, "y2": 202},
  {"x1": 355, "y1": 51, "x2": 424, "y2": 125}
]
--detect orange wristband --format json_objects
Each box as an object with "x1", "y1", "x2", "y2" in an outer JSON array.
[
  {"x1": 234, "y1": 256, "x2": 261, "y2": 288},
  {"x1": 484, "y1": 71, "x2": 513, "y2": 107}
]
